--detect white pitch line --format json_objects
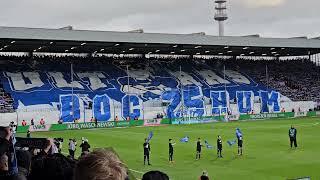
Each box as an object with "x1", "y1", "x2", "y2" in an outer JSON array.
[{"x1": 129, "y1": 168, "x2": 144, "y2": 174}]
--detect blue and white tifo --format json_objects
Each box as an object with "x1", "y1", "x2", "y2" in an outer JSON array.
[{"x1": 0, "y1": 61, "x2": 282, "y2": 122}]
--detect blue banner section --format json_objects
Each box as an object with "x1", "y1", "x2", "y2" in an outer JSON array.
[
  {"x1": 183, "y1": 86, "x2": 204, "y2": 117},
  {"x1": 211, "y1": 91, "x2": 229, "y2": 115},
  {"x1": 162, "y1": 90, "x2": 181, "y2": 119},
  {"x1": 122, "y1": 95, "x2": 141, "y2": 120},
  {"x1": 93, "y1": 95, "x2": 111, "y2": 121},
  {"x1": 260, "y1": 91, "x2": 280, "y2": 113},
  {"x1": 60, "y1": 95, "x2": 80, "y2": 122},
  {"x1": 237, "y1": 91, "x2": 253, "y2": 114}
]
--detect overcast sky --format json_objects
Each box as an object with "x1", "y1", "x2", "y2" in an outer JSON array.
[{"x1": 0, "y1": 0, "x2": 319, "y2": 38}]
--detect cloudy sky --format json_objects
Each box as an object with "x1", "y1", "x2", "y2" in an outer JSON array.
[{"x1": 0, "y1": 0, "x2": 319, "y2": 37}]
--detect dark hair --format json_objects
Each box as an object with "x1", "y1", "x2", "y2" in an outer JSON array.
[
  {"x1": 142, "y1": 171, "x2": 169, "y2": 180},
  {"x1": 200, "y1": 175, "x2": 209, "y2": 180},
  {"x1": 169, "y1": 139, "x2": 172, "y2": 141},
  {"x1": 30, "y1": 153, "x2": 76, "y2": 180},
  {"x1": 16, "y1": 150, "x2": 32, "y2": 170}
]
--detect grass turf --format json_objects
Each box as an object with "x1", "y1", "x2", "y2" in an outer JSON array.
[{"x1": 17, "y1": 117, "x2": 320, "y2": 180}]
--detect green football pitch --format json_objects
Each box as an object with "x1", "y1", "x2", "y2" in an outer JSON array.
[{"x1": 17, "y1": 117, "x2": 320, "y2": 180}]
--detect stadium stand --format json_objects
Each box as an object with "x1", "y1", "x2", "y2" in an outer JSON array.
[{"x1": 0, "y1": 55, "x2": 318, "y2": 120}]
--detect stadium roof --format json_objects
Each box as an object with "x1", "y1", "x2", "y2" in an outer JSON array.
[{"x1": 0, "y1": 26, "x2": 319, "y2": 56}]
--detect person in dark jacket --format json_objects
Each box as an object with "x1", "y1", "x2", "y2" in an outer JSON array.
[
  {"x1": 13, "y1": 150, "x2": 32, "y2": 180},
  {"x1": 289, "y1": 125, "x2": 298, "y2": 148},
  {"x1": 80, "y1": 139, "x2": 91, "y2": 155},
  {"x1": 217, "y1": 135, "x2": 223, "y2": 158}
]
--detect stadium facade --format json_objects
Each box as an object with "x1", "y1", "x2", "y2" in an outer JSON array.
[{"x1": 0, "y1": 27, "x2": 319, "y2": 125}]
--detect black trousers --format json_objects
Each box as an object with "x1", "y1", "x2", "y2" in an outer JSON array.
[
  {"x1": 69, "y1": 149, "x2": 75, "y2": 158},
  {"x1": 169, "y1": 151, "x2": 173, "y2": 161},
  {"x1": 144, "y1": 153, "x2": 150, "y2": 164},
  {"x1": 290, "y1": 137, "x2": 297, "y2": 148}
]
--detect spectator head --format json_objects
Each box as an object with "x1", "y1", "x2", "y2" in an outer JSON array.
[
  {"x1": 200, "y1": 171, "x2": 209, "y2": 180},
  {"x1": 142, "y1": 171, "x2": 169, "y2": 180},
  {"x1": 74, "y1": 148, "x2": 128, "y2": 180},
  {"x1": 0, "y1": 153, "x2": 8, "y2": 171},
  {"x1": 30, "y1": 153, "x2": 76, "y2": 180}
]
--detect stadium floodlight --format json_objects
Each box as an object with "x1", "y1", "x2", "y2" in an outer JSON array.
[
  {"x1": 100, "y1": 48, "x2": 105, "y2": 51},
  {"x1": 218, "y1": 52, "x2": 223, "y2": 55},
  {"x1": 287, "y1": 53, "x2": 290, "y2": 56},
  {"x1": 155, "y1": 50, "x2": 160, "y2": 52},
  {"x1": 50, "y1": 41, "x2": 54, "y2": 44},
  {"x1": 170, "y1": 51, "x2": 175, "y2": 54},
  {"x1": 270, "y1": 47, "x2": 275, "y2": 50},
  {"x1": 10, "y1": 41, "x2": 15, "y2": 44},
  {"x1": 129, "y1": 48, "x2": 134, "y2": 51},
  {"x1": 38, "y1": 47, "x2": 42, "y2": 50},
  {"x1": 4, "y1": 45, "x2": 8, "y2": 48},
  {"x1": 115, "y1": 43, "x2": 120, "y2": 46},
  {"x1": 271, "y1": 51, "x2": 277, "y2": 54},
  {"x1": 240, "y1": 54, "x2": 245, "y2": 56},
  {"x1": 281, "y1": 47, "x2": 285, "y2": 50},
  {"x1": 0, "y1": 48, "x2": 2, "y2": 51},
  {"x1": 275, "y1": 54, "x2": 279, "y2": 56},
  {"x1": 173, "y1": 45, "x2": 178, "y2": 48},
  {"x1": 121, "y1": 50, "x2": 126, "y2": 53},
  {"x1": 33, "y1": 49, "x2": 37, "y2": 52},
  {"x1": 195, "y1": 46, "x2": 202, "y2": 49},
  {"x1": 224, "y1": 46, "x2": 229, "y2": 49},
  {"x1": 65, "y1": 50, "x2": 69, "y2": 52},
  {"x1": 262, "y1": 54, "x2": 267, "y2": 56},
  {"x1": 214, "y1": 0, "x2": 228, "y2": 36},
  {"x1": 249, "y1": 52, "x2": 254, "y2": 54},
  {"x1": 205, "y1": 50, "x2": 210, "y2": 53},
  {"x1": 181, "y1": 49, "x2": 186, "y2": 52},
  {"x1": 81, "y1": 42, "x2": 86, "y2": 46},
  {"x1": 243, "y1": 47, "x2": 249, "y2": 50},
  {"x1": 71, "y1": 47, "x2": 76, "y2": 50},
  {"x1": 93, "y1": 51, "x2": 98, "y2": 54},
  {"x1": 227, "y1": 50, "x2": 232, "y2": 53},
  {"x1": 196, "y1": 52, "x2": 201, "y2": 55},
  {"x1": 148, "y1": 52, "x2": 152, "y2": 54}
]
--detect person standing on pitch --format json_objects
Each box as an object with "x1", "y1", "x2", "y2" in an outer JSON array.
[
  {"x1": 196, "y1": 138, "x2": 203, "y2": 160},
  {"x1": 217, "y1": 135, "x2": 223, "y2": 158},
  {"x1": 143, "y1": 138, "x2": 151, "y2": 165},
  {"x1": 169, "y1": 139, "x2": 175, "y2": 163},
  {"x1": 289, "y1": 125, "x2": 297, "y2": 149},
  {"x1": 236, "y1": 128, "x2": 243, "y2": 155}
]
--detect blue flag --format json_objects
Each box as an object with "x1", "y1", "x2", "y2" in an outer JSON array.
[
  {"x1": 180, "y1": 136, "x2": 189, "y2": 143},
  {"x1": 204, "y1": 140, "x2": 213, "y2": 149},
  {"x1": 227, "y1": 139, "x2": 237, "y2": 147},
  {"x1": 146, "y1": 131, "x2": 153, "y2": 143}
]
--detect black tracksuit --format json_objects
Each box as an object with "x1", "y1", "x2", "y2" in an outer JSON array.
[
  {"x1": 289, "y1": 128, "x2": 297, "y2": 148},
  {"x1": 143, "y1": 142, "x2": 151, "y2": 165}
]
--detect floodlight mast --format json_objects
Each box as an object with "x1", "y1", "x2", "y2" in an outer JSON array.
[{"x1": 214, "y1": 0, "x2": 228, "y2": 36}]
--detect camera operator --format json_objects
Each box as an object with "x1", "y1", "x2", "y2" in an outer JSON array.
[
  {"x1": 54, "y1": 138, "x2": 63, "y2": 154},
  {"x1": 68, "y1": 139, "x2": 76, "y2": 159},
  {"x1": 79, "y1": 138, "x2": 90, "y2": 156}
]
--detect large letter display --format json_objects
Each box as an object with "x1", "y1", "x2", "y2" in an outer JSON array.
[
  {"x1": 162, "y1": 90, "x2": 181, "y2": 119},
  {"x1": 122, "y1": 95, "x2": 142, "y2": 120},
  {"x1": 60, "y1": 95, "x2": 80, "y2": 122},
  {"x1": 260, "y1": 91, "x2": 280, "y2": 113},
  {"x1": 211, "y1": 91, "x2": 229, "y2": 115},
  {"x1": 93, "y1": 95, "x2": 111, "y2": 121},
  {"x1": 183, "y1": 86, "x2": 204, "y2": 117},
  {"x1": 236, "y1": 91, "x2": 254, "y2": 114}
]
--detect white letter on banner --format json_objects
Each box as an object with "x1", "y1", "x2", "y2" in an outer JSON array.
[{"x1": 5, "y1": 72, "x2": 44, "y2": 91}]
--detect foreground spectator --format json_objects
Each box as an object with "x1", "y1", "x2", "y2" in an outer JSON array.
[
  {"x1": 142, "y1": 171, "x2": 169, "y2": 180},
  {"x1": 13, "y1": 150, "x2": 32, "y2": 180},
  {"x1": 74, "y1": 148, "x2": 128, "y2": 180},
  {"x1": 30, "y1": 153, "x2": 76, "y2": 180}
]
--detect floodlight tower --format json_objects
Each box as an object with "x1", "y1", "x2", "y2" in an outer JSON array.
[{"x1": 214, "y1": 0, "x2": 228, "y2": 36}]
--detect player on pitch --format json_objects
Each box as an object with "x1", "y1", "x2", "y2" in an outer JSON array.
[
  {"x1": 169, "y1": 139, "x2": 176, "y2": 163},
  {"x1": 196, "y1": 138, "x2": 203, "y2": 160}
]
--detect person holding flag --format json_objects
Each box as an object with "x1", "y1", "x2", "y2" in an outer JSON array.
[
  {"x1": 236, "y1": 128, "x2": 243, "y2": 155},
  {"x1": 168, "y1": 139, "x2": 175, "y2": 163},
  {"x1": 196, "y1": 138, "x2": 203, "y2": 160},
  {"x1": 217, "y1": 135, "x2": 223, "y2": 158}
]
